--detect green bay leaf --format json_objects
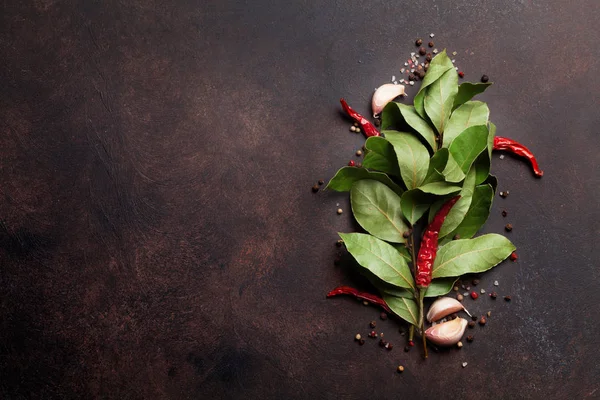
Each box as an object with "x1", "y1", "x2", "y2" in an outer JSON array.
[
  {"x1": 414, "y1": 50, "x2": 455, "y2": 118},
  {"x1": 448, "y1": 125, "x2": 488, "y2": 174},
  {"x1": 363, "y1": 136, "x2": 400, "y2": 176},
  {"x1": 400, "y1": 189, "x2": 432, "y2": 226},
  {"x1": 382, "y1": 294, "x2": 419, "y2": 326},
  {"x1": 383, "y1": 130, "x2": 430, "y2": 190},
  {"x1": 443, "y1": 184, "x2": 494, "y2": 243},
  {"x1": 425, "y1": 277, "x2": 460, "y2": 297},
  {"x1": 443, "y1": 101, "x2": 490, "y2": 147},
  {"x1": 439, "y1": 166, "x2": 477, "y2": 238},
  {"x1": 432, "y1": 234, "x2": 516, "y2": 278},
  {"x1": 350, "y1": 180, "x2": 409, "y2": 243},
  {"x1": 339, "y1": 232, "x2": 416, "y2": 290},
  {"x1": 442, "y1": 152, "x2": 466, "y2": 183},
  {"x1": 396, "y1": 103, "x2": 437, "y2": 152},
  {"x1": 326, "y1": 167, "x2": 403, "y2": 196},
  {"x1": 424, "y1": 68, "x2": 458, "y2": 134},
  {"x1": 418, "y1": 181, "x2": 462, "y2": 195},
  {"x1": 453, "y1": 82, "x2": 492, "y2": 110}
]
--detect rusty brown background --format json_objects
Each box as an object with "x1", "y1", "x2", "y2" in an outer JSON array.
[{"x1": 1, "y1": 0, "x2": 599, "y2": 399}]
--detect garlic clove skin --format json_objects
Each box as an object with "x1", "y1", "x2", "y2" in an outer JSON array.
[
  {"x1": 427, "y1": 296, "x2": 471, "y2": 322},
  {"x1": 372, "y1": 84, "x2": 406, "y2": 117},
  {"x1": 425, "y1": 317, "x2": 468, "y2": 346}
]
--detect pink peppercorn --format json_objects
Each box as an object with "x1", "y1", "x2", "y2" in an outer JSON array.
[
  {"x1": 348, "y1": 160, "x2": 355, "y2": 167},
  {"x1": 470, "y1": 291, "x2": 479, "y2": 300}
]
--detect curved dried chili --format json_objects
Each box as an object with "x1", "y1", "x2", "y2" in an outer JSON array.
[
  {"x1": 340, "y1": 98, "x2": 380, "y2": 137},
  {"x1": 327, "y1": 286, "x2": 391, "y2": 313},
  {"x1": 493, "y1": 136, "x2": 544, "y2": 177},
  {"x1": 415, "y1": 196, "x2": 461, "y2": 288}
]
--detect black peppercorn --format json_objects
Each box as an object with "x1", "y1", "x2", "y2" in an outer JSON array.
[
  {"x1": 312, "y1": 184, "x2": 319, "y2": 193},
  {"x1": 490, "y1": 291, "x2": 498, "y2": 299},
  {"x1": 468, "y1": 321, "x2": 476, "y2": 328},
  {"x1": 472, "y1": 279, "x2": 480, "y2": 286},
  {"x1": 481, "y1": 75, "x2": 489, "y2": 83},
  {"x1": 426, "y1": 53, "x2": 432, "y2": 62},
  {"x1": 359, "y1": 339, "x2": 365, "y2": 345},
  {"x1": 419, "y1": 47, "x2": 426, "y2": 56},
  {"x1": 453, "y1": 234, "x2": 460, "y2": 240},
  {"x1": 466, "y1": 335, "x2": 474, "y2": 342},
  {"x1": 505, "y1": 223, "x2": 513, "y2": 232},
  {"x1": 428, "y1": 41, "x2": 434, "y2": 47},
  {"x1": 370, "y1": 321, "x2": 376, "y2": 329},
  {"x1": 415, "y1": 38, "x2": 423, "y2": 46},
  {"x1": 501, "y1": 210, "x2": 507, "y2": 217},
  {"x1": 318, "y1": 179, "x2": 324, "y2": 185},
  {"x1": 380, "y1": 312, "x2": 388, "y2": 321},
  {"x1": 408, "y1": 73, "x2": 416, "y2": 81},
  {"x1": 504, "y1": 295, "x2": 512, "y2": 302},
  {"x1": 374, "y1": 118, "x2": 381, "y2": 127}
]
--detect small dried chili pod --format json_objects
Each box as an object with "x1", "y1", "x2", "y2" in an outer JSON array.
[
  {"x1": 425, "y1": 318, "x2": 468, "y2": 346},
  {"x1": 416, "y1": 196, "x2": 461, "y2": 288},
  {"x1": 340, "y1": 98, "x2": 380, "y2": 137},
  {"x1": 326, "y1": 286, "x2": 391, "y2": 313},
  {"x1": 493, "y1": 136, "x2": 544, "y2": 177},
  {"x1": 426, "y1": 297, "x2": 472, "y2": 322}
]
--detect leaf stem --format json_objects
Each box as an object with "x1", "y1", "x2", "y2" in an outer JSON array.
[
  {"x1": 419, "y1": 290, "x2": 428, "y2": 358},
  {"x1": 409, "y1": 325, "x2": 414, "y2": 342}
]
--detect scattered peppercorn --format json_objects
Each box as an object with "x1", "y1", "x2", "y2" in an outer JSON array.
[
  {"x1": 415, "y1": 38, "x2": 423, "y2": 46},
  {"x1": 385, "y1": 343, "x2": 393, "y2": 351},
  {"x1": 505, "y1": 223, "x2": 513, "y2": 232},
  {"x1": 369, "y1": 330, "x2": 377, "y2": 338},
  {"x1": 490, "y1": 291, "x2": 498, "y2": 299},
  {"x1": 481, "y1": 75, "x2": 489, "y2": 83},
  {"x1": 470, "y1": 291, "x2": 479, "y2": 300},
  {"x1": 453, "y1": 234, "x2": 460, "y2": 240},
  {"x1": 457, "y1": 341, "x2": 463, "y2": 348},
  {"x1": 397, "y1": 365, "x2": 405, "y2": 373},
  {"x1": 501, "y1": 210, "x2": 508, "y2": 217},
  {"x1": 408, "y1": 340, "x2": 415, "y2": 347},
  {"x1": 428, "y1": 41, "x2": 434, "y2": 47},
  {"x1": 374, "y1": 118, "x2": 381, "y2": 127},
  {"x1": 479, "y1": 317, "x2": 487, "y2": 326},
  {"x1": 504, "y1": 296, "x2": 512, "y2": 302},
  {"x1": 402, "y1": 231, "x2": 410, "y2": 238},
  {"x1": 408, "y1": 73, "x2": 416, "y2": 81},
  {"x1": 356, "y1": 150, "x2": 363, "y2": 156},
  {"x1": 468, "y1": 321, "x2": 476, "y2": 328},
  {"x1": 379, "y1": 339, "x2": 387, "y2": 347},
  {"x1": 348, "y1": 160, "x2": 355, "y2": 167},
  {"x1": 357, "y1": 162, "x2": 362, "y2": 168},
  {"x1": 424, "y1": 62, "x2": 430, "y2": 71},
  {"x1": 453, "y1": 286, "x2": 459, "y2": 291},
  {"x1": 380, "y1": 312, "x2": 388, "y2": 321},
  {"x1": 499, "y1": 191, "x2": 508, "y2": 198},
  {"x1": 466, "y1": 335, "x2": 474, "y2": 342},
  {"x1": 350, "y1": 125, "x2": 356, "y2": 132},
  {"x1": 419, "y1": 47, "x2": 426, "y2": 56},
  {"x1": 355, "y1": 334, "x2": 362, "y2": 341},
  {"x1": 370, "y1": 321, "x2": 376, "y2": 328},
  {"x1": 417, "y1": 71, "x2": 425, "y2": 79},
  {"x1": 472, "y1": 279, "x2": 480, "y2": 286},
  {"x1": 312, "y1": 184, "x2": 319, "y2": 193},
  {"x1": 458, "y1": 71, "x2": 465, "y2": 78},
  {"x1": 336, "y1": 240, "x2": 343, "y2": 247},
  {"x1": 487, "y1": 311, "x2": 492, "y2": 317},
  {"x1": 358, "y1": 339, "x2": 365, "y2": 345},
  {"x1": 425, "y1": 54, "x2": 432, "y2": 62},
  {"x1": 457, "y1": 294, "x2": 464, "y2": 301},
  {"x1": 510, "y1": 251, "x2": 518, "y2": 261},
  {"x1": 337, "y1": 208, "x2": 343, "y2": 215}
]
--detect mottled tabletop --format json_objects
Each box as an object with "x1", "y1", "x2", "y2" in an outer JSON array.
[{"x1": 1, "y1": 1, "x2": 599, "y2": 399}]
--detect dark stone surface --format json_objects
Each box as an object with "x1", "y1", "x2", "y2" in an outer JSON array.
[{"x1": 1, "y1": 1, "x2": 599, "y2": 398}]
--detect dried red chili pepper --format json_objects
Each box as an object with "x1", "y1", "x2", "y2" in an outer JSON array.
[
  {"x1": 416, "y1": 196, "x2": 461, "y2": 288},
  {"x1": 340, "y1": 98, "x2": 380, "y2": 137},
  {"x1": 493, "y1": 136, "x2": 544, "y2": 177},
  {"x1": 326, "y1": 286, "x2": 391, "y2": 313}
]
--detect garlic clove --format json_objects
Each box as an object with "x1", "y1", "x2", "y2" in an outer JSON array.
[
  {"x1": 372, "y1": 84, "x2": 406, "y2": 117},
  {"x1": 425, "y1": 317, "x2": 468, "y2": 346},
  {"x1": 426, "y1": 296, "x2": 472, "y2": 322}
]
